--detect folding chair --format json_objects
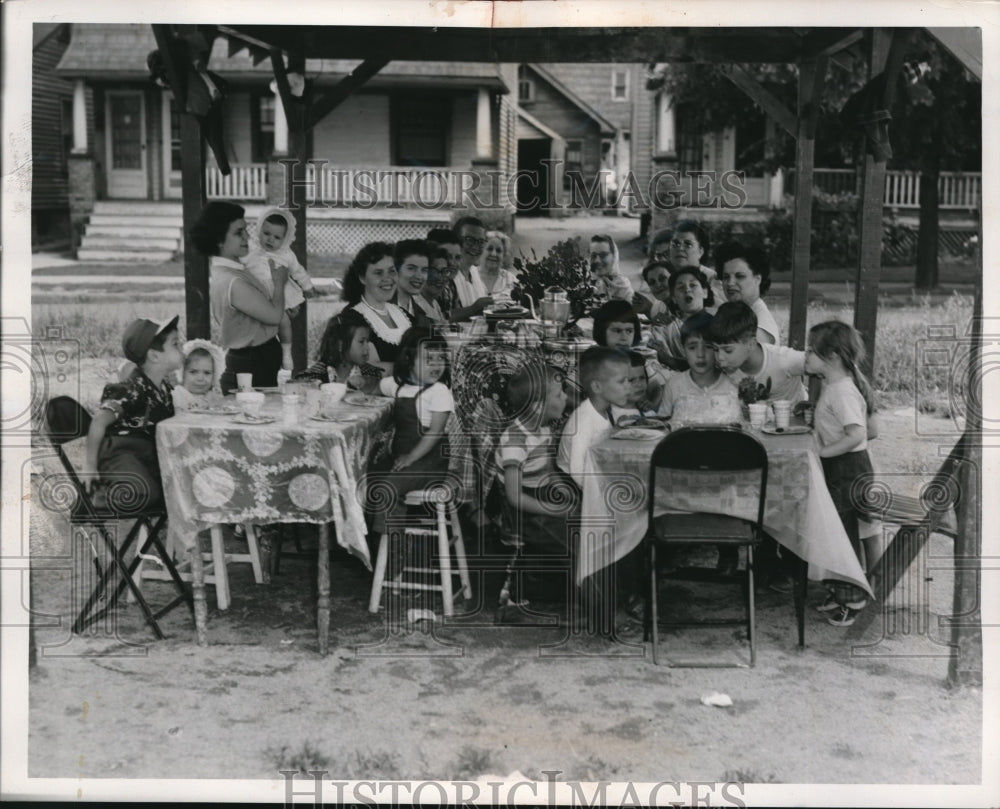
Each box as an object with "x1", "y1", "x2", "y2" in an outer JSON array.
[
  {"x1": 44, "y1": 396, "x2": 192, "y2": 639},
  {"x1": 643, "y1": 426, "x2": 768, "y2": 667}
]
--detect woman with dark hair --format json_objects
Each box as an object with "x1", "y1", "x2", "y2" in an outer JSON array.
[
  {"x1": 342, "y1": 241, "x2": 412, "y2": 370},
  {"x1": 191, "y1": 200, "x2": 288, "y2": 393},
  {"x1": 715, "y1": 241, "x2": 780, "y2": 345},
  {"x1": 637, "y1": 220, "x2": 722, "y2": 314}
]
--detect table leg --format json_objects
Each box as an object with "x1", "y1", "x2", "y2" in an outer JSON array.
[
  {"x1": 189, "y1": 537, "x2": 208, "y2": 647},
  {"x1": 317, "y1": 522, "x2": 331, "y2": 655}
]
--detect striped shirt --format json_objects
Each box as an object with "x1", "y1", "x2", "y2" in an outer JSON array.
[{"x1": 496, "y1": 417, "x2": 558, "y2": 491}]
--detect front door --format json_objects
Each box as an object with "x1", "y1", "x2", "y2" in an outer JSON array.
[{"x1": 105, "y1": 90, "x2": 147, "y2": 198}]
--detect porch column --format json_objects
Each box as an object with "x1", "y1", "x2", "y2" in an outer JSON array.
[
  {"x1": 475, "y1": 87, "x2": 493, "y2": 160},
  {"x1": 656, "y1": 92, "x2": 675, "y2": 154},
  {"x1": 273, "y1": 89, "x2": 288, "y2": 156},
  {"x1": 72, "y1": 79, "x2": 88, "y2": 154}
]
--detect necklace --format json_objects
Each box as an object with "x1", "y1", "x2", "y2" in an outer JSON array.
[{"x1": 360, "y1": 295, "x2": 389, "y2": 316}]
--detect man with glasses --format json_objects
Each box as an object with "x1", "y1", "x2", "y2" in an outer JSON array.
[{"x1": 449, "y1": 215, "x2": 495, "y2": 321}]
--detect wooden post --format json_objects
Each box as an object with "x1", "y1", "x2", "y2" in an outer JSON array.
[
  {"x1": 180, "y1": 111, "x2": 210, "y2": 339},
  {"x1": 283, "y1": 52, "x2": 309, "y2": 373},
  {"x1": 788, "y1": 57, "x2": 825, "y2": 350}
]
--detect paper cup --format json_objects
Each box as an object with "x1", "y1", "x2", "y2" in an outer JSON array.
[
  {"x1": 748, "y1": 402, "x2": 768, "y2": 428},
  {"x1": 277, "y1": 369, "x2": 292, "y2": 390},
  {"x1": 236, "y1": 373, "x2": 254, "y2": 392},
  {"x1": 236, "y1": 391, "x2": 265, "y2": 418},
  {"x1": 305, "y1": 388, "x2": 321, "y2": 415},
  {"x1": 320, "y1": 382, "x2": 347, "y2": 403},
  {"x1": 772, "y1": 400, "x2": 791, "y2": 429}
]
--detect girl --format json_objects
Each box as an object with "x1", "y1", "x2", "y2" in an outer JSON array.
[
  {"x1": 369, "y1": 328, "x2": 455, "y2": 538},
  {"x1": 297, "y1": 309, "x2": 382, "y2": 395},
  {"x1": 593, "y1": 299, "x2": 668, "y2": 399},
  {"x1": 649, "y1": 266, "x2": 715, "y2": 370},
  {"x1": 342, "y1": 242, "x2": 412, "y2": 370},
  {"x1": 190, "y1": 200, "x2": 288, "y2": 393},
  {"x1": 806, "y1": 320, "x2": 880, "y2": 627},
  {"x1": 171, "y1": 339, "x2": 226, "y2": 410}
]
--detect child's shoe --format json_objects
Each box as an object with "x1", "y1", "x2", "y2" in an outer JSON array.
[
  {"x1": 826, "y1": 605, "x2": 860, "y2": 627},
  {"x1": 815, "y1": 594, "x2": 841, "y2": 613}
]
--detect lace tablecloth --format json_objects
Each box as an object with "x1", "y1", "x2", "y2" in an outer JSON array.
[
  {"x1": 578, "y1": 428, "x2": 873, "y2": 596},
  {"x1": 156, "y1": 396, "x2": 393, "y2": 568}
]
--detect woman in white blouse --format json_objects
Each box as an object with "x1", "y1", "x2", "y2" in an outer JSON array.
[{"x1": 341, "y1": 242, "x2": 412, "y2": 372}]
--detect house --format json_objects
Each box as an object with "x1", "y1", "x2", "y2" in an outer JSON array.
[
  {"x1": 514, "y1": 62, "x2": 654, "y2": 216},
  {"x1": 51, "y1": 23, "x2": 518, "y2": 261},
  {"x1": 31, "y1": 23, "x2": 75, "y2": 250}
]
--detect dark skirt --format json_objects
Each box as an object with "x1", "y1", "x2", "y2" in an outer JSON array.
[{"x1": 220, "y1": 337, "x2": 282, "y2": 394}]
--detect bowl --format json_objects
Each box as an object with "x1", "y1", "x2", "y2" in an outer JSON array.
[{"x1": 320, "y1": 382, "x2": 348, "y2": 403}]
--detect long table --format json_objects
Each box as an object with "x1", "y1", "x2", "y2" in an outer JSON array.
[
  {"x1": 578, "y1": 427, "x2": 874, "y2": 596},
  {"x1": 156, "y1": 393, "x2": 392, "y2": 653}
]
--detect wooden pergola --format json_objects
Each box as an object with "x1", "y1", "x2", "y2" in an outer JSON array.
[{"x1": 153, "y1": 23, "x2": 983, "y2": 684}]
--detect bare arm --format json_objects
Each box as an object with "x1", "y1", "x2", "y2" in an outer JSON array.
[
  {"x1": 818, "y1": 423, "x2": 865, "y2": 458},
  {"x1": 503, "y1": 464, "x2": 552, "y2": 517},
  {"x1": 392, "y1": 410, "x2": 450, "y2": 471},
  {"x1": 449, "y1": 296, "x2": 493, "y2": 322},
  {"x1": 229, "y1": 262, "x2": 288, "y2": 325}
]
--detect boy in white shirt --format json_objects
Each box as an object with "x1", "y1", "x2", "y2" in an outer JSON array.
[
  {"x1": 708, "y1": 302, "x2": 807, "y2": 406},
  {"x1": 556, "y1": 346, "x2": 631, "y2": 487}
]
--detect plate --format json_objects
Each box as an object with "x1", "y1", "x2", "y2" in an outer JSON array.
[
  {"x1": 232, "y1": 414, "x2": 277, "y2": 425},
  {"x1": 618, "y1": 416, "x2": 668, "y2": 430},
  {"x1": 484, "y1": 306, "x2": 529, "y2": 319},
  {"x1": 612, "y1": 427, "x2": 666, "y2": 441},
  {"x1": 760, "y1": 424, "x2": 811, "y2": 435},
  {"x1": 343, "y1": 392, "x2": 389, "y2": 407},
  {"x1": 309, "y1": 413, "x2": 364, "y2": 423},
  {"x1": 543, "y1": 339, "x2": 593, "y2": 354},
  {"x1": 251, "y1": 386, "x2": 280, "y2": 393},
  {"x1": 187, "y1": 404, "x2": 240, "y2": 416}
]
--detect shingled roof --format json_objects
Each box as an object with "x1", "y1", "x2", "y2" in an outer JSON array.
[{"x1": 54, "y1": 23, "x2": 509, "y2": 88}]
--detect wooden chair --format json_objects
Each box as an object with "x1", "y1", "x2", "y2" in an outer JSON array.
[
  {"x1": 643, "y1": 426, "x2": 768, "y2": 667},
  {"x1": 44, "y1": 396, "x2": 192, "y2": 638}
]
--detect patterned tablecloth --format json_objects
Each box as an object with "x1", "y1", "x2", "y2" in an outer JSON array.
[
  {"x1": 156, "y1": 396, "x2": 393, "y2": 568},
  {"x1": 578, "y1": 428, "x2": 874, "y2": 596}
]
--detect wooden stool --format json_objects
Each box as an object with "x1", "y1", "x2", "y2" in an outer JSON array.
[
  {"x1": 368, "y1": 488, "x2": 472, "y2": 617},
  {"x1": 139, "y1": 524, "x2": 264, "y2": 610}
]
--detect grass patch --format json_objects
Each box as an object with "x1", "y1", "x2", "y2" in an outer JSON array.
[
  {"x1": 263, "y1": 743, "x2": 401, "y2": 780},
  {"x1": 721, "y1": 768, "x2": 781, "y2": 783},
  {"x1": 265, "y1": 741, "x2": 332, "y2": 775},
  {"x1": 451, "y1": 745, "x2": 495, "y2": 780}
]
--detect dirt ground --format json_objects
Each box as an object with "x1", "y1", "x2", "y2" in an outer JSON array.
[{"x1": 22, "y1": 405, "x2": 984, "y2": 790}]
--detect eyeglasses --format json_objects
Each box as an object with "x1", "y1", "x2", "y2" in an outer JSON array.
[{"x1": 461, "y1": 236, "x2": 486, "y2": 249}]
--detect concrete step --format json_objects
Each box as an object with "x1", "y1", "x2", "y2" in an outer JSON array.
[
  {"x1": 80, "y1": 235, "x2": 180, "y2": 251},
  {"x1": 88, "y1": 213, "x2": 184, "y2": 228},
  {"x1": 84, "y1": 225, "x2": 184, "y2": 239},
  {"x1": 77, "y1": 249, "x2": 176, "y2": 263},
  {"x1": 93, "y1": 201, "x2": 183, "y2": 216}
]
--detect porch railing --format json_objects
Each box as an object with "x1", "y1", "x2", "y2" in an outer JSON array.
[
  {"x1": 796, "y1": 168, "x2": 981, "y2": 210},
  {"x1": 204, "y1": 163, "x2": 464, "y2": 206}
]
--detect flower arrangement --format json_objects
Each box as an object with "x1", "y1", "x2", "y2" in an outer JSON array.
[{"x1": 511, "y1": 238, "x2": 599, "y2": 323}]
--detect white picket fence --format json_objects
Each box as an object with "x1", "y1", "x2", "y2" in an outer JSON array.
[{"x1": 811, "y1": 168, "x2": 981, "y2": 210}]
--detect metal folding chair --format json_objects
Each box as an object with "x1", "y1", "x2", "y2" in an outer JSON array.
[
  {"x1": 44, "y1": 396, "x2": 192, "y2": 639},
  {"x1": 643, "y1": 426, "x2": 768, "y2": 667}
]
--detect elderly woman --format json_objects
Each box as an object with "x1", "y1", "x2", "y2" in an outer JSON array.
[
  {"x1": 190, "y1": 200, "x2": 288, "y2": 394},
  {"x1": 342, "y1": 241, "x2": 412, "y2": 370},
  {"x1": 481, "y1": 230, "x2": 518, "y2": 300},
  {"x1": 639, "y1": 221, "x2": 722, "y2": 310},
  {"x1": 714, "y1": 241, "x2": 780, "y2": 345}
]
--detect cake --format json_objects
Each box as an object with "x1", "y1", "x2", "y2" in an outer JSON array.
[{"x1": 671, "y1": 393, "x2": 743, "y2": 428}]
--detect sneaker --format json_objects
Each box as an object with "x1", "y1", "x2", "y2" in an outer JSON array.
[
  {"x1": 845, "y1": 596, "x2": 869, "y2": 610},
  {"x1": 826, "y1": 605, "x2": 859, "y2": 627},
  {"x1": 815, "y1": 595, "x2": 841, "y2": 613}
]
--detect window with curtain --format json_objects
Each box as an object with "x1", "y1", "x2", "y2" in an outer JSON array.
[{"x1": 393, "y1": 95, "x2": 450, "y2": 166}]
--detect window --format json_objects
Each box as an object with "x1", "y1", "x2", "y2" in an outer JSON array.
[
  {"x1": 675, "y1": 103, "x2": 702, "y2": 174},
  {"x1": 612, "y1": 69, "x2": 629, "y2": 101},
  {"x1": 393, "y1": 95, "x2": 449, "y2": 166},
  {"x1": 251, "y1": 94, "x2": 275, "y2": 161},
  {"x1": 518, "y1": 66, "x2": 535, "y2": 103},
  {"x1": 59, "y1": 98, "x2": 73, "y2": 174},
  {"x1": 563, "y1": 138, "x2": 583, "y2": 190}
]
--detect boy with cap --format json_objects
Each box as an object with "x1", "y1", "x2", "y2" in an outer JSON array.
[{"x1": 84, "y1": 316, "x2": 182, "y2": 513}]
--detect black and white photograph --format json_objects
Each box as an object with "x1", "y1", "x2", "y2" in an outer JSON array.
[{"x1": 2, "y1": 0, "x2": 997, "y2": 805}]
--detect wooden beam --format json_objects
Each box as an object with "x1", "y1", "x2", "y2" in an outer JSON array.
[
  {"x1": 286, "y1": 52, "x2": 309, "y2": 373},
  {"x1": 721, "y1": 65, "x2": 797, "y2": 139},
  {"x1": 852, "y1": 29, "x2": 908, "y2": 375},
  {"x1": 151, "y1": 24, "x2": 189, "y2": 111},
  {"x1": 269, "y1": 50, "x2": 303, "y2": 133},
  {"x1": 787, "y1": 56, "x2": 826, "y2": 350},
  {"x1": 179, "y1": 108, "x2": 209, "y2": 340},
  {"x1": 305, "y1": 58, "x2": 389, "y2": 131}
]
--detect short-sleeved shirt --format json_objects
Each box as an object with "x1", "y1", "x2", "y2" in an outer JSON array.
[
  {"x1": 209, "y1": 256, "x2": 280, "y2": 350},
  {"x1": 496, "y1": 417, "x2": 558, "y2": 491},
  {"x1": 659, "y1": 371, "x2": 740, "y2": 423},
  {"x1": 815, "y1": 376, "x2": 868, "y2": 452},
  {"x1": 751, "y1": 297, "x2": 781, "y2": 345},
  {"x1": 453, "y1": 266, "x2": 488, "y2": 308},
  {"x1": 379, "y1": 379, "x2": 454, "y2": 428},
  {"x1": 98, "y1": 367, "x2": 175, "y2": 440},
  {"x1": 556, "y1": 398, "x2": 614, "y2": 486},
  {"x1": 727, "y1": 343, "x2": 807, "y2": 405}
]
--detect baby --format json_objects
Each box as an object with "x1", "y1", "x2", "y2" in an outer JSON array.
[
  {"x1": 171, "y1": 339, "x2": 226, "y2": 411},
  {"x1": 244, "y1": 207, "x2": 317, "y2": 370}
]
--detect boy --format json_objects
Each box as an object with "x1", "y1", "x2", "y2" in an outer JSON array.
[
  {"x1": 497, "y1": 364, "x2": 574, "y2": 557},
  {"x1": 610, "y1": 350, "x2": 661, "y2": 426},
  {"x1": 708, "y1": 302, "x2": 807, "y2": 405},
  {"x1": 556, "y1": 346, "x2": 631, "y2": 487},
  {"x1": 84, "y1": 316, "x2": 182, "y2": 514},
  {"x1": 589, "y1": 234, "x2": 634, "y2": 304}
]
